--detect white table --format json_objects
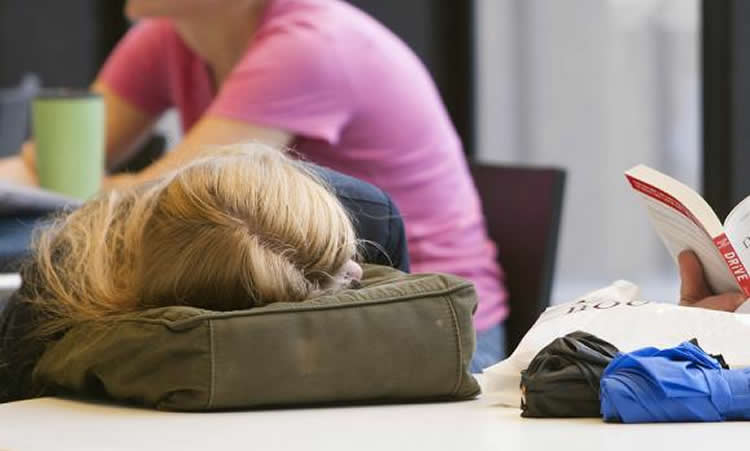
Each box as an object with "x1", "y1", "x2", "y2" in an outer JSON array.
[{"x1": 0, "y1": 394, "x2": 745, "y2": 450}]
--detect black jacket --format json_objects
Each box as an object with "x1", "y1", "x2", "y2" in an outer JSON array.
[{"x1": 0, "y1": 280, "x2": 48, "y2": 403}]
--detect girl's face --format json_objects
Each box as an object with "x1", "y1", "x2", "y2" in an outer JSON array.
[
  {"x1": 125, "y1": 0, "x2": 262, "y2": 19},
  {"x1": 320, "y1": 259, "x2": 364, "y2": 291}
]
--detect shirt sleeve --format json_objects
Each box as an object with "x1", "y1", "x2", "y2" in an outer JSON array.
[
  {"x1": 97, "y1": 20, "x2": 173, "y2": 116},
  {"x1": 208, "y1": 28, "x2": 354, "y2": 145}
]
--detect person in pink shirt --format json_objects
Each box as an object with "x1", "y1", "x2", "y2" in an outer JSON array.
[{"x1": 1, "y1": 0, "x2": 508, "y2": 371}]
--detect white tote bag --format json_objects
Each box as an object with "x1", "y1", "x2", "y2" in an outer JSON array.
[{"x1": 481, "y1": 280, "x2": 750, "y2": 407}]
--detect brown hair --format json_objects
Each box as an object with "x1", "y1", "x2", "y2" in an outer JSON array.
[{"x1": 25, "y1": 143, "x2": 358, "y2": 337}]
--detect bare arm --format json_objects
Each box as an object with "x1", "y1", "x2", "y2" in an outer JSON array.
[
  {"x1": 93, "y1": 81, "x2": 158, "y2": 169},
  {"x1": 2, "y1": 79, "x2": 293, "y2": 189},
  {"x1": 108, "y1": 114, "x2": 293, "y2": 188}
]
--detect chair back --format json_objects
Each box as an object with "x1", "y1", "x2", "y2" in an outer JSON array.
[{"x1": 470, "y1": 162, "x2": 566, "y2": 354}]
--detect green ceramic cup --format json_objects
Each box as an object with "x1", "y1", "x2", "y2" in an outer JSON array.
[{"x1": 32, "y1": 90, "x2": 105, "y2": 199}]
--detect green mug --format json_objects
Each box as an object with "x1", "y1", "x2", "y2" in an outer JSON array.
[{"x1": 32, "y1": 90, "x2": 105, "y2": 199}]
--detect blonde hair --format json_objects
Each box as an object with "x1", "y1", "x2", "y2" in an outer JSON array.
[{"x1": 24, "y1": 143, "x2": 358, "y2": 337}]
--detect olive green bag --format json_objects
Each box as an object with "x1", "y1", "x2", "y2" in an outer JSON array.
[{"x1": 32, "y1": 265, "x2": 480, "y2": 411}]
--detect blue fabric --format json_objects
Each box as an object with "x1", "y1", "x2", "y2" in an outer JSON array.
[
  {"x1": 600, "y1": 341, "x2": 750, "y2": 423},
  {"x1": 470, "y1": 322, "x2": 506, "y2": 373}
]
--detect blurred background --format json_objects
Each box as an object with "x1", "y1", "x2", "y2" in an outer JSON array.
[
  {"x1": 1, "y1": 0, "x2": 742, "y2": 305},
  {"x1": 474, "y1": 0, "x2": 700, "y2": 303}
]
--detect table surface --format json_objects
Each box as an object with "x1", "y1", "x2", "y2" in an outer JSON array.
[{"x1": 0, "y1": 394, "x2": 745, "y2": 451}]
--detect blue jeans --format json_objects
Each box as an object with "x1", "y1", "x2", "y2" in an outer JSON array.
[{"x1": 470, "y1": 322, "x2": 506, "y2": 373}]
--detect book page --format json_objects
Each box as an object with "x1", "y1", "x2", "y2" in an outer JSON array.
[
  {"x1": 626, "y1": 165, "x2": 724, "y2": 237},
  {"x1": 625, "y1": 165, "x2": 744, "y2": 294},
  {"x1": 723, "y1": 194, "x2": 750, "y2": 292},
  {"x1": 634, "y1": 191, "x2": 740, "y2": 294}
]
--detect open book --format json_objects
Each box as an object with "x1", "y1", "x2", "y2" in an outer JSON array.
[
  {"x1": 626, "y1": 164, "x2": 750, "y2": 296},
  {"x1": 0, "y1": 180, "x2": 81, "y2": 216}
]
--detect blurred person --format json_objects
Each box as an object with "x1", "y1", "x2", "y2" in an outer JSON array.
[{"x1": 0, "y1": 0, "x2": 507, "y2": 370}]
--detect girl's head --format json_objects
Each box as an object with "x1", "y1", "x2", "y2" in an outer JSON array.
[{"x1": 27, "y1": 143, "x2": 360, "y2": 334}]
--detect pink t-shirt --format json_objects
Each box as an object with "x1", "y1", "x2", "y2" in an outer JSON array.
[{"x1": 98, "y1": 0, "x2": 507, "y2": 331}]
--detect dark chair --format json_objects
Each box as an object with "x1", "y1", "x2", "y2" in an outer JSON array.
[
  {"x1": 470, "y1": 162, "x2": 566, "y2": 355},
  {"x1": 110, "y1": 134, "x2": 168, "y2": 174}
]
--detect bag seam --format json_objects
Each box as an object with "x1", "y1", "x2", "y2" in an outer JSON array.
[
  {"x1": 443, "y1": 295, "x2": 463, "y2": 397},
  {"x1": 206, "y1": 319, "x2": 216, "y2": 410},
  {"x1": 116, "y1": 281, "x2": 474, "y2": 329}
]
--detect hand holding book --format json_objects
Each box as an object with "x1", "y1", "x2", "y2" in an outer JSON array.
[
  {"x1": 626, "y1": 164, "x2": 750, "y2": 312},
  {"x1": 678, "y1": 250, "x2": 747, "y2": 312}
]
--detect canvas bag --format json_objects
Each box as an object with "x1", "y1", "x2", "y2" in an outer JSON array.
[{"x1": 32, "y1": 265, "x2": 480, "y2": 410}]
